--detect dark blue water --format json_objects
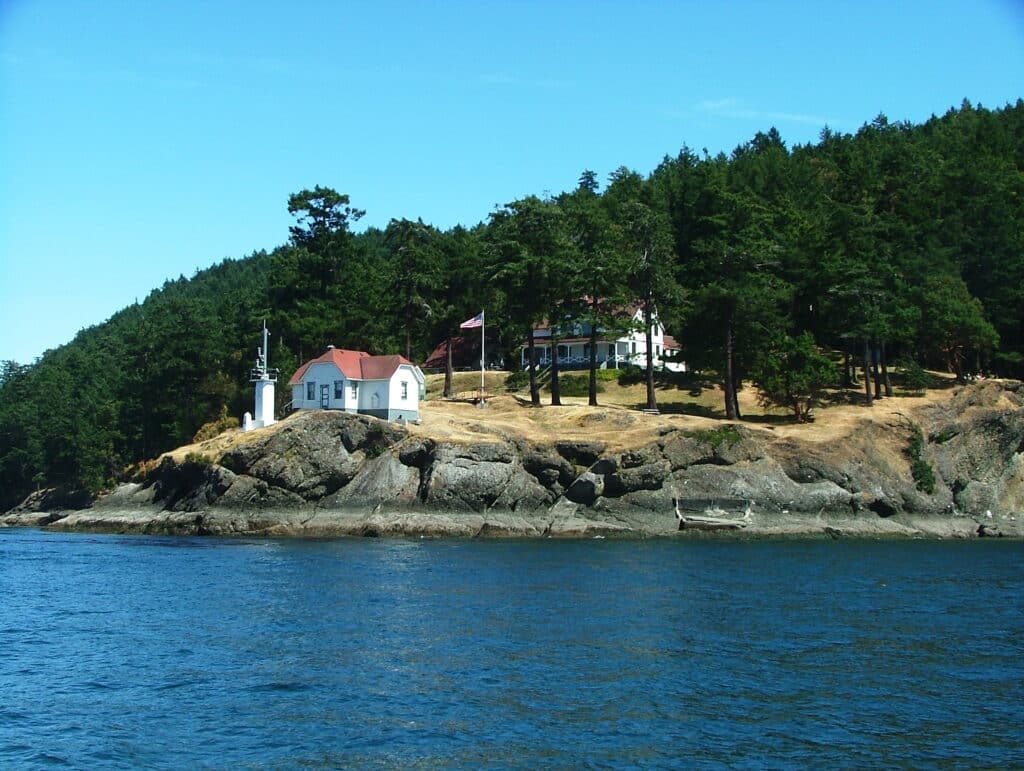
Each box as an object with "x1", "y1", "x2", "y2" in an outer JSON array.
[{"x1": 1, "y1": 530, "x2": 1021, "y2": 768}]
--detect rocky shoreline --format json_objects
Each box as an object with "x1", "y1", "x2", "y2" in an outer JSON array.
[{"x1": 4, "y1": 381, "x2": 1022, "y2": 539}]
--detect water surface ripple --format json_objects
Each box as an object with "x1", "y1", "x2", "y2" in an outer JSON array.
[{"x1": 1, "y1": 531, "x2": 1021, "y2": 768}]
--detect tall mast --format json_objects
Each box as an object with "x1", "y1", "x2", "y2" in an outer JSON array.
[
  {"x1": 246, "y1": 321, "x2": 278, "y2": 431},
  {"x1": 261, "y1": 319, "x2": 269, "y2": 372}
]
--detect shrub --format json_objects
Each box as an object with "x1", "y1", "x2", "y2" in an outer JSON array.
[
  {"x1": 751, "y1": 332, "x2": 836, "y2": 422},
  {"x1": 556, "y1": 374, "x2": 602, "y2": 397},
  {"x1": 192, "y1": 406, "x2": 239, "y2": 443},
  {"x1": 686, "y1": 425, "x2": 742, "y2": 448},
  {"x1": 905, "y1": 424, "x2": 936, "y2": 494},
  {"x1": 505, "y1": 370, "x2": 530, "y2": 392},
  {"x1": 898, "y1": 359, "x2": 931, "y2": 395},
  {"x1": 616, "y1": 366, "x2": 644, "y2": 386},
  {"x1": 183, "y1": 451, "x2": 213, "y2": 467}
]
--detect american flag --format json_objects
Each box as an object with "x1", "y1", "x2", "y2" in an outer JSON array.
[{"x1": 460, "y1": 311, "x2": 484, "y2": 329}]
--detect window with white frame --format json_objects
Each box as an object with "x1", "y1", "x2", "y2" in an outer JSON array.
[
  {"x1": 401, "y1": 381, "x2": 408, "y2": 400},
  {"x1": 306, "y1": 382, "x2": 315, "y2": 400},
  {"x1": 350, "y1": 383, "x2": 358, "y2": 400},
  {"x1": 334, "y1": 380, "x2": 344, "y2": 399}
]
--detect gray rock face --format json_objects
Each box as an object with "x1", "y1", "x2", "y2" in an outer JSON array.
[
  {"x1": 555, "y1": 440, "x2": 607, "y2": 467},
  {"x1": 565, "y1": 471, "x2": 604, "y2": 505},
  {"x1": 925, "y1": 388, "x2": 1024, "y2": 517},
  {"x1": 5, "y1": 382, "x2": 1023, "y2": 538},
  {"x1": 221, "y1": 411, "x2": 405, "y2": 501},
  {"x1": 423, "y1": 442, "x2": 550, "y2": 512}
]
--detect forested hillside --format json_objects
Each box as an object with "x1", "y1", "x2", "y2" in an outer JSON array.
[{"x1": 1, "y1": 100, "x2": 1021, "y2": 509}]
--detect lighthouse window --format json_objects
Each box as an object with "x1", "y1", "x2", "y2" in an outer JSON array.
[
  {"x1": 306, "y1": 382, "x2": 315, "y2": 400},
  {"x1": 334, "y1": 380, "x2": 343, "y2": 399}
]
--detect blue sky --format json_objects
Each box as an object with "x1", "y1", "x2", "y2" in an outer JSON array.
[{"x1": 1, "y1": 0, "x2": 1022, "y2": 364}]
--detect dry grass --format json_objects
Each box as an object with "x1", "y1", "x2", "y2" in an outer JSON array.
[
  {"x1": 164, "y1": 368, "x2": 964, "y2": 462},
  {"x1": 410, "y1": 370, "x2": 959, "y2": 450}
]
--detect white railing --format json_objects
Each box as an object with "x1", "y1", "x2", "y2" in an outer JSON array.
[{"x1": 522, "y1": 354, "x2": 631, "y2": 370}]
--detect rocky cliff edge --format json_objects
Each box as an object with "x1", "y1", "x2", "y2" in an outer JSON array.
[{"x1": 4, "y1": 381, "x2": 1022, "y2": 538}]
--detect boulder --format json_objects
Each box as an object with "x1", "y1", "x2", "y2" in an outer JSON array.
[
  {"x1": 565, "y1": 471, "x2": 604, "y2": 505},
  {"x1": 424, "y1": 442, "x2": 546, "y2": 512},
  {"x1": 603, "y1": 460, "x2": 670, "y2": 497},
  {"x1": 555, "y1": 440, "x2": 607, "y2": 467}
]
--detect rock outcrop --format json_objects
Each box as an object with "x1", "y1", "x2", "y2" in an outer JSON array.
[{"x1": 4, "y1": 381, "x2": 1022, "y2": 538}]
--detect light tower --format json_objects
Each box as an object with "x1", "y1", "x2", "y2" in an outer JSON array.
[{"x1": 245, "y1": 321, "x2": 278, "y2": 431}]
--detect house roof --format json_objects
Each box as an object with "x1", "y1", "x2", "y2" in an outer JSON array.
[
  {"x1": 423, "y1": 336, "x2": 473, "y2": 370},
  {"x1": 288, "y1": 348, "x2": 416, "y2": 385},
  {"x1": 359, "y1": 354, "x2": 409, "y2": 380},
  {"x1": 531, "y1": 301, "x2": 646, "y2": 333}
]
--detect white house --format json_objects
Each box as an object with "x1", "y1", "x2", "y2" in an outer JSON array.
[
  {"x1": 521, "y1": 305, "x2": 686, "y2": 372},
  {"x1": 289, "y1": 346, "x2": 426, "y2": 421}
]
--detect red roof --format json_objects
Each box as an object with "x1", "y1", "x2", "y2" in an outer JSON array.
[
  {"x1": 359, "y1": 354, "x2": 409, "y2": 380},
  {"x1": 663, "y1": 334, "x2": 680, "y2": 351},
  {"x1": 423, "y1": 336, "x2": 472, "y2": 369},
  {"x1": 288, "y1": 348, "x2": 415, "y2": 385}
]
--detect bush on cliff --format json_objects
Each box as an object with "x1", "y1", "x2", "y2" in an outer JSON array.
[{"x1": 752, "y1": 333, "x2": 836, "y2": 422}]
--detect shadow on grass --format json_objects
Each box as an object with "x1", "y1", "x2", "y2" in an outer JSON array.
[
  {"x1": 740, "y1": 412, "x2": 802, "y2": 426},
  {"x1": 634, "y1": 402, "x2": 721, "y2": 419},
  {"x1": 820, "y1": 389, "x2": 867, "y2": 407}
]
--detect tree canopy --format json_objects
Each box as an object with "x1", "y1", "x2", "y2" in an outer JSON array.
[{"x1": 1, "y1": 99, "x2": 1021, "y2": 509}]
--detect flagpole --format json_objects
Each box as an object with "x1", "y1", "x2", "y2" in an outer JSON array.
[{"x1": 480, "y1": 309, "x2": 485, "y2": 405}]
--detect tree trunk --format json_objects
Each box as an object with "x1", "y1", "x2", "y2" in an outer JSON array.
[
  {"x1": 550, "y1": 329, "x2": 562, "y2": 406},
  {"x1": 863, "y1": 338, "x2": 873, "y2": 407},
  {"x1": 950, "y1": 348, "x2": 965, "y2": 382},
  {"x1": 644, "y1": 295, "x2": 657, "y2": 412},
  {"x1": 880, "y1": 341, "x2": 892, "y2": 397},
  {"x1": 732, "y1": 368, "x2": 742, "y2": 419},
  {"x1": 443, "y1": 335, "x2": 453, "y2": 398},
  {"x1": 724, "y1": 304, "x2": 737, "y2": 420},
  {"x1": 872, "y1": 351, "x2": 883, "y2": 399},
  {"x1": 527, "y1": 326, "x2": 540, "y2": 406},
  {"x1": 588, "y1": 301, "x2": 599, "y2": 407},
  {"x1": 842, "y1": 351, "x2": 853, "y2": 388},
  {"x1": 405, "y1": 323, "x2": 412, "y2": 361}
]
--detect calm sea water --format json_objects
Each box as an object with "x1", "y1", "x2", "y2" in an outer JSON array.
[{"x1": 1, "y1": 530, "x2": 1021, "y2": 769}]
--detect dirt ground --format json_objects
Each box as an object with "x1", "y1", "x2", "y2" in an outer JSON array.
[
  {"x1": 407, "y1": 370, "x2": 960, "y2": 451},
  {"x1": 170, "y1": 369, "x2": 964, "y2": 462}
]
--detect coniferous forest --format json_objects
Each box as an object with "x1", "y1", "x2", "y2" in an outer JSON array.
[{"x1": 1, "y1": 101, "x2": 1021, "y2": 509}]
